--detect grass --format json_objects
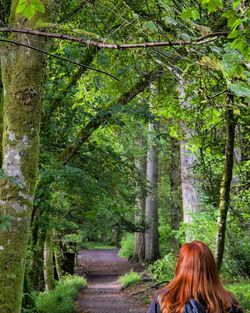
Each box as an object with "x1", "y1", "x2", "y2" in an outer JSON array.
[
  {"x1": 35, "y1": 275, "x2": 87, "y2": 313},
  {"x1": 85, "y1": 241, "x2": 115, "y2": 249},
  {"x1": 226, "y1": 282, "x2": 250, "y2": 313},
  {"x1": 118, "y1": 271, "x2": 141, "y2": 288}
]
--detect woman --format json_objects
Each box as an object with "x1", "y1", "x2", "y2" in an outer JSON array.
[{"x1": 147, "y1": 241, "x2": 242, "y2": 313}]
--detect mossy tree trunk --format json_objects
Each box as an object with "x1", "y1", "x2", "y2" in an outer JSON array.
[
  {"x1": 0, "y1": 2, "x2": 53, "y2": 312},
  {"x1": 0, "y1": 69, "x2": 3, "y2": 167},
  {"x1": 215, "y1": 93, "x2": 236, "y2": 271},
  {"x1": 43, "y1": 231, "x2": 55, "y2": 291},
  {"x1": 170, "y1": 137, "x2": 182, "y2": 253}
]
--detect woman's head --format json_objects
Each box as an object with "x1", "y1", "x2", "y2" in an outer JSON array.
[{"x1": 160, "y1": 241, "x2": 238, "y2": 313}]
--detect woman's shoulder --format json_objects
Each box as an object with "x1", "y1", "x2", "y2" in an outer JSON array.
[{"x1": 146, "y1": 296, "x2": 161, "y2": 313}]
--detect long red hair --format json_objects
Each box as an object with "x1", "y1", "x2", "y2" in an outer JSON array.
[{"x1": 159, "y1": 241, "x2": 239, "y2": 313}]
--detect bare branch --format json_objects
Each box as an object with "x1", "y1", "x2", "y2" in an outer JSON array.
[{"x1": 0, "y1": 28, "x2": 228, "y2": 48}]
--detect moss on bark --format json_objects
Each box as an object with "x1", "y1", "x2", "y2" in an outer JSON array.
[{"x1": 0, "y1": 1, "x2": 54, "y2": 312}]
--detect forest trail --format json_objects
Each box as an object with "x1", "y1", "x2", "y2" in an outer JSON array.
[{"x1": 76, "y1": 249, "x2": 147, "y2": 313}]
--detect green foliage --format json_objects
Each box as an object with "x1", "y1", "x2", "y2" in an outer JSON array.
[
  {"x1": 118, "y1": 271, "x2": 141, "y2": 288},
  {"x1": 226, "y1": 282, "x2": 250, "y2": 313},
  {"x1": 35, "y1": 275, "x2": 87, "y2": 313},
  {"x1": 85, "y1": 242, "x2": 115, "y2": 249},
  {"x1": 176, "y1": 211, "x2": 217, "y2": 248},
  {"x1": 149, "y1": 253, "x2": 177, "y2": 283},
  {"x1": 118, "y1": 233, "x2": 134, "y2": 259},
  {"x1": 0, "y1": 214, "x2": 13, "y2": 231},
  {"x1": 16, "y1": 0, "x2": 45, "y2": 19},
  {"x1": 181, "y1": 7, "x2": 200, "y2": 20},
  {"x1": 158, "y1": 223, "x2": 173, "y2": 255}
]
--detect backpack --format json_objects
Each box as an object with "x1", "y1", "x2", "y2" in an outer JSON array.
[
  {"x1": 151, "y1": 297, "x2": 205, "y2": 313},
  {"x1": 184, "y1": 299, "x2": 205, "y2": 313}
]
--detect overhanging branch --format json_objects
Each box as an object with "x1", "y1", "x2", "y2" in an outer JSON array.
[
  {"x1": 61, "y1": 69, "x2": 164, "y2": 164},
  {"x1": 0, "y1": 28, "x2": 228, "y2": 48}
]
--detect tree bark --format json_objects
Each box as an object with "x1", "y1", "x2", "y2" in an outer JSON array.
[
  {"x1": 178, "y1": 82, "x2": 201, "y2": 242},
  {"x1": 0, "y1": 2, "x2": 53, "y2": 312},
  {"x1": 215, "y1": 93, "x2": 236, "y2": 271},
  {"x1": 145, "y1": 94, "x2": 160, "y2": 262},
  {"x1": 43, "y1": 231, "x2": 55, "y2": 291},
  {"x1": 170, "y1": 137, "x2": 182, "y2": 253},
  {"x1": 132, "y1": 126, "x2": 146, "y2": 262}
]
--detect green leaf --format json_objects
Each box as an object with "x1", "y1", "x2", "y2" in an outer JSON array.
[
  {"x1": 231, "y1": 19, "x2": 241, "y2": 31},
  {"x1": 228, "y1": 30, "x2": 240, "y2": 39},
  {"x1": 159, "y1": 0, "x2": 170, "y2": 11},
  {"x1": 144, "y1": 21, "x2": 158, "y2": 32},
  {"x1": 181, "y1": 7, "x2": 200, "y2": 20},
  {"x1": 228, "y1": 16, "x2": 238, "y2": 28},
  {"x1": 233, "y1": 0, "x2": 241, "y2": 9},
  {"x1": 229, "y1": 82, "x2": 250, "y2": 98},
  {"x1": 16, "y1": 0, "x2": 27, "y2": 13},
  {"x1": 181, "y1": 8, "x2": 193, "y2": 19},
  {"x1": 222, "y1": 10, "x2": 235, "y2": 19},
  {"x1": 31, "y1": 0, "x2": 45, "y2": 13},
  {"x1": 22, "y1": 4, "x2": 36, "y2": 18},
  {"x1": 192, "y1": 8, "x2": 200, "y2": 20}
]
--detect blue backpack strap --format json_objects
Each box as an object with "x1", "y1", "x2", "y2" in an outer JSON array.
[
  {"x1": 187, "y1": 299, "x2": 205, "y2": 313},
  {"x1": 147, "y1": 297, "x2": 161, "y2": 313},
  {"x1": 185, "y1": 302, "x2": 194, "y2": 313}
]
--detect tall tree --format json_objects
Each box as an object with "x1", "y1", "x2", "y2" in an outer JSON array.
[
  {"x1": 145, "y1": 85, "x2": 160, "y2": 262},
  {"x1": 169, "y1": 137, "x2": 182, "y2": 252},
  {"x1": 132, "y1": 125, "x2": 146, "y2": 262},
  {"x1": 215, "y1": 93, "x2": 236, "y2": 270},
  {"x1": 0, "y1": 1, "x2": 54, "y2": 312},
  {"x1": 178, "y1": 81, "x2": 202, "y2": 241}
]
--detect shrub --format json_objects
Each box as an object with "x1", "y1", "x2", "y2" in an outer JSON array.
[
  {"x1": 35, "y1": 275, "x2": 87, "y2": 313},
  {"x1": 118, "y1": 271, "x2": 141, "y2": 288},
  {"x1": 149, "y1": 253, "x2": 177, "y2": 283},
  {"x1": 118, "y1": 233, "x2": 134, "y2": 258},
  {"x1": 226, "y1": 282, "x2": 250, "y2": 313}
]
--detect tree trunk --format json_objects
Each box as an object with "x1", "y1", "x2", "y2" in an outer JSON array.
[
  {"x1": 0, "y1": 2, "x2": 53, "y2": 312},
  {"x1": 54, "y1": 249, "x2": 63, "y2": 281},
  {"x1": 215, "y1": 93, "x2": 236, "y2": 271},
  {"x1": 145, "y1": 103, "x2": 160, "y2": 262},
  {"x1": 178, "y1": 83, "x2": 201, "y2": 242},
  {"x1": 113, "y1": 224, "x2": 121, "y2": 248},
  {"x1": 170, "y1": 137, "x2": 182, "y2": 253},
  {"x1": 43, "y1": 231, "x2": 55, "y2": 291},
  {"x1": 0, "y1": 71, "x2": 3, "y2": 167},
  {"x1": 132, "y1": 127, "x2": 146, "y2": 262}
]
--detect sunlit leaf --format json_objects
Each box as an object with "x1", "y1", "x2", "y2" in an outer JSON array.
[
  {"x1": 229, "y1": 82, "x2": 250, "y2": 98},
  {"x1": 31, "y1": 0, "x2": 45, "y2": 13}
]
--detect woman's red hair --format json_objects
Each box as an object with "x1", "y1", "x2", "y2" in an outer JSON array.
[{"x1": 159, "y1": 241, "x2": 239, "y2": 313}]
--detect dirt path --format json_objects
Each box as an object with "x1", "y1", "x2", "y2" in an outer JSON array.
[{"x1": 76, "y1": 249, "x2": 147, "y2": 313}]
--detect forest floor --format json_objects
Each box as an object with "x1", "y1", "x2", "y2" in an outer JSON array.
[{"x1": 75, "y1": 249, "x2": 148, "y2": 313}]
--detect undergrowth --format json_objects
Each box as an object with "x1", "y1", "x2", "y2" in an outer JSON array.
[
  {"x1": 35, "y1": 275, "x2": 87, "y2": 313},
  {"x1": 118, "y1": 271, "x2": 141, "y2": 288},
  {"x1": 226, "y1": 282, "x2": 250, "y2": 313},
  {"x1": 118, "y1": 233, "x2": 134, "y2": 259}
]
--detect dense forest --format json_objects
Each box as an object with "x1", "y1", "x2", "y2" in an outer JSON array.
[{"x1": 0, "y1": 0, "x2": 249, "y2": 313}]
